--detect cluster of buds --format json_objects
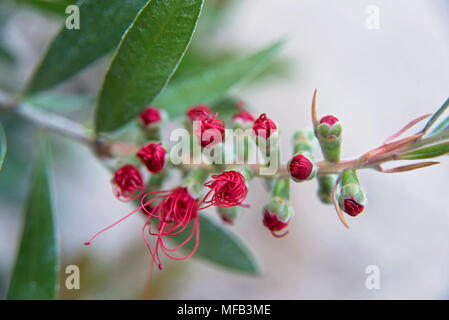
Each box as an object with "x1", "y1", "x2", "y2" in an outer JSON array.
[
  {"x1": 87, "y1": 89, "x2": 449, "y2": 269},
  {"x1": 86, "y1": 102, "x2": 289, "y2": 269}
]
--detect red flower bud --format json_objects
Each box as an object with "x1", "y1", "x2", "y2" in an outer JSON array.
[
  {"x1": 343, "y1": 198, "x2": 365, "y2": 217},
  {"x1": 263, "y1": 210, "x2": 289, "y2": 238},
  {"x1": 232, "y1": 102, "x2": 255, "y2": 124},
  {"x1": 197, "y1": 113, "x2": 225, "y2": 148},
  {"x1": 111, "y1": 164, "x2": 144, "y2": 201},
  {"x1": 140, "y1": 106, "x2": 162, "y2": 126},
  {"x1": 186, "y1": 104, "x2": 211, "y2": 122},
  {"x1": 253, "y1": 113, "x2": 277, "y2": 139},
  {"x1": 202, "y1": 170, "x2": 248, "y2": 209},
  {"x1": 137, "y1": 142, "x2": 166, "y2": 173},
  {"x1": 288, "y1": 153, "x2": 316, "y2": 182},
  {"x1": 320, "y1": 115, "x2": 339, "y2": 126}
]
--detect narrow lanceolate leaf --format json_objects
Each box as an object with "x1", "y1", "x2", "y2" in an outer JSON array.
[
  {"x1": 95, "y1": 0, "x2": 203, "y2": 133},
  {"x1": 7, "y1": 137, "x2": 59, "y2": 300},
  {"x1": 25, "y1": 0, "x2": 149, "y2": 94},
  {"x1": 172, "y1": 215, "x2": 260, "y2": 274},
  {"x1": 422, "y1": 96, "x2": 449, "y2": 134},
  {"x1": 0, "y1": 122, "x2": 6, "y2": 170},
  {"x1": 400, "y1": 142, "x2": 449, "y2": 160},
  {"x1": 154, "y1": 40, "x2": 284, "y2": 118}
]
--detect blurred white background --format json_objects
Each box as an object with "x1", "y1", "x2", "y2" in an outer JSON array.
[{"x1": 1, "y1": 0, "x2": 449, "y2": 299}]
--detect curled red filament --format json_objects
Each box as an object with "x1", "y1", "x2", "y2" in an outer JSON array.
[
  {"x1": 288, "y1": 154, "x2": 313, "y2": 181},
  {"x1": 343, "y1": 198, "x2": 364, "y2": 217},
  {"x1": 137, "y1": 142, "x2": 166, "y2": 173},
  {"x1": 263, "y1": 210, "x2": 289, "y2": 238},
  {"x1": 140, "y1": 106, "x2": 162, "y2": 126},
  {"x1": 202, "y1": 170, "x2": 248, "y2": 209},
  {"x1": 320, "y1": 115, "x2": 339, "y2": 126},
  {"x1": 111, "y1": 164, "x2": 145, "y2": 202},
  {"x1": 84, "y1": 187, "x2": 200, "y2": 271},
  {"x1": 253, "y1": 113, "x2": 277, "y2": 139}
]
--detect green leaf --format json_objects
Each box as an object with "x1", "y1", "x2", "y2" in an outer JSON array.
[
  {"x1": 0, "y1": 44, "x2": 15, "y2": 65},
  {"x1": 95, "y1": 0, "x2": 203, "y2": 133},
  {"x1": 172, "y1": 215, "x2": 260, "y2": 274},
  {"x1": 422, "y1": 96, "x2": 449, "y2": 134},
  {"x1": 153, "y1": 40, "x2": 284, "y2": 117},
  {"x1": 25, "y1": 0, "x2": 149, "y2": 94},
  {"x1": 7, "y1": 136, "x2": 59, "y2": 300},
  {"x1": 401, "y1": 142, "x2": 449, "y2": 160},
  {"x1": 0, "y1": 122, "x2": 6, "y2": 170}
]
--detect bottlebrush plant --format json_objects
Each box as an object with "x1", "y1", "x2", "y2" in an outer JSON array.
[{"x1": 0, "y1": 0, "x2": 448, "y2": 300}]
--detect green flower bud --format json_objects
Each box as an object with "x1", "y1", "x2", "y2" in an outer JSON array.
[
  {"x1": 262, "y1": 196, "x2": 294, "y2": 237},
  {"x1": 183, "y1": 168, "x2": 209, "y2": 199},
  {"x1": 217, "y1": 206, "x2": 244, "y2": 225},
  {"x1": 316, "y1": 115, "x2": 342, "y2": 162},
  {"x1": 317, "y1": 174, "x2": 337, "y2": 204},
  {"x1": 262, "y1": 178, "x2": 294, "y2": 237},
  {"x1": 292, "y1": 128, "x2": 316, "y2": 154},
  {"x1": 338, "y1": 169, "x2": 367, "y2": 216}
]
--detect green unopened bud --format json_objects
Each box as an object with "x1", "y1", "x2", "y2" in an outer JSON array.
[
  {"x1": 262, "y1": 196, "x2": 294, "y2": 237},
  {"x1": 262, "y1": 178, "x2": 294, "y2": 237},
  {"x1": 316, "y1": 115, "x2": 342, "y2": 162},
  {"x1": 217, "y1": 206, "x2": 244, "y2": 225},
  {"x1": 338, "y1": 169, "x2": 367, "y2": 217},
  {"x1": 292, "y1": 128, "x2": 316, "y2": 154},
  {"x1": 183, "y1": 168, "x2": 209, "y2": 199},
  {"x1": 317, "y1": 174, "x2": 337, "y2": 204}
]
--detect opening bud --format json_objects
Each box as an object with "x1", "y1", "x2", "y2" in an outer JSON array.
[
  {"x1": 140, "y1": 106, "x2": 163, "y2": 127},
  {"x1": 136, "y1": 142, "x2": 167, "y2": 174},
  {"x1": 338, "y1": 169, "x2": 367, "y2": 217},
  {"x1": 253, "y1": 113, "x2": 277, "y2": 140},
  {"x1": 111, "y1": 164, "x2": 144, "y2": 201},
  {"x1": 288, "y1": 152, "x2": 317, "y2": 182},
  {"x1": 217, "y1": 206, "x2": 244, "y2": 225},
  {"x1": 197, "y1": 112, "x2": 225, "y2": 148},
  {"x1": 263, "y1": 197, "x2": 294, "y2": 238},
  {"x1": 231, "y1": 102, "x2": 255, "y2": 129},
  {"x1": 316, "y1": 115, "x2": 342, "y2": 162},
  {"x1": 186, "y1": 104, "x2": 211, "y2": 122}
]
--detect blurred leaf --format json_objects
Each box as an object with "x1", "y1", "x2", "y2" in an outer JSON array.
[
  {"x1": 172, "y1": 215, "x2": 260, "y2": 274},
  {"x1": 401, "y1": 142, "x2": 449, "y2": 160},
  {"x1": 0, "y1": 45, "x2": 15, "y2": 65},
  {"x1": 25, "y1": 92, "x2": 94, "y2": 112},
  {"x1": 25, "y1": 0, "x2": 149, "y2": 94},
  {"x1": 153, "y1": 40, "x2": 285, "y2": 117},
  {"x1": 95, "y1": 0, "x2": 203, "y2": 133},
  {"x1": 7, "y1": 136, "x2": 59, "y2": 300},
  {"x1": 210, "y1": 96, "x2": 240, "y2": 123},
  {"x1": 13, "y1": 0, "x2": 75, "y2": 17},
  {"x1": 0, "y1": 122, "x2": 6, "y2": 170}
]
